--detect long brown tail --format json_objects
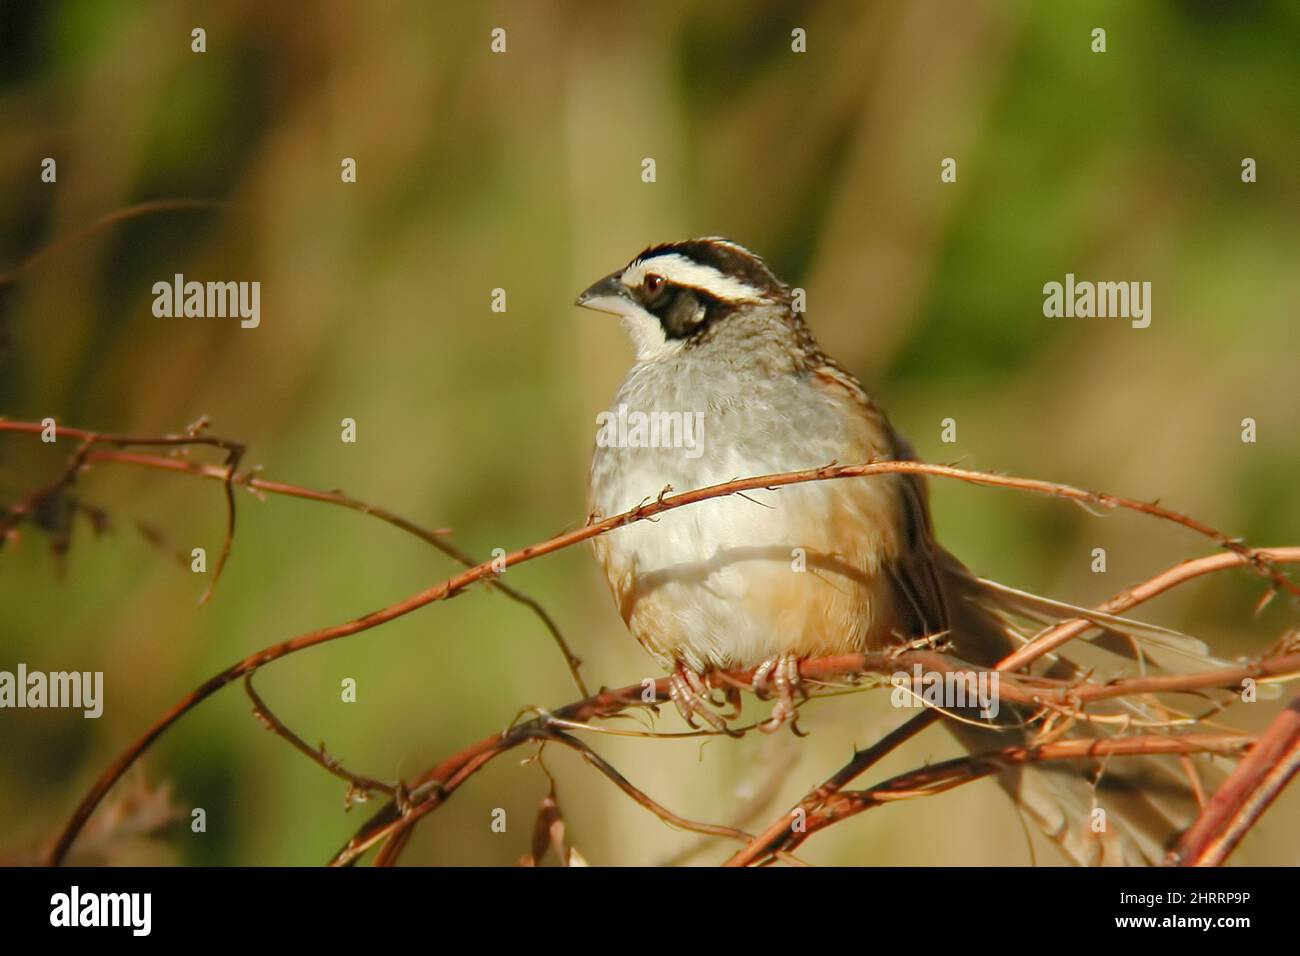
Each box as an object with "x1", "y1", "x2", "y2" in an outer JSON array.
[{"x1": 938, "y1": 553, "x2": 1214, "y2": 866}]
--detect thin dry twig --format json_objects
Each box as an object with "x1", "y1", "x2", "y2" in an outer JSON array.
[
  {"x1": 766, "y1": 734, "x2": 1256, "y2": 851},
  {"x1": 1171, "y1": 696, "x2": 1300, "y2": 866},
  {"x1": 79, "y1": 447, "x2": 588, "y2": 696},
  {"x1": 0, "y1": 421, "x2": 244, "y2": 603},
  {"x1": 244, "y1": 672, "x2": 396, "y2": 801}
]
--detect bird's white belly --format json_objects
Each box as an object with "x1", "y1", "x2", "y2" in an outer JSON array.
[{"x1": 588, "y1": 370, "x2": 903, "y2": 671}]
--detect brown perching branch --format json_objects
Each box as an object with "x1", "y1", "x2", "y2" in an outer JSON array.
[{"x1": 1, "y1": 417, "x2": 1296, "y2": 867}]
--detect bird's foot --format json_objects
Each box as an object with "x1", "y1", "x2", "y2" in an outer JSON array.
[
  {"x1": 668, "y1": 664, "x2": 741, "y2": 736},
  {"x1": 751, "y1": 654, "x2": 808, "y2": 735}
]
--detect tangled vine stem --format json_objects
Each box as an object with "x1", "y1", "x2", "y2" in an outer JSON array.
[
  {"x1": 0, "y1": 420, "x2": 245, "y2": 604},
  {"x1": 1, "y1": 418, "x2": 1296, "y2": 866},
  {"x1": 0, "y1": 423, "x2": 586, "y2": 694},
  {"x1": 1170, "y1": 697, "x2": 1300, "y2": 866},
  {"x1": 332, "y1": 633, "x2": 1300, "y2": 867}
]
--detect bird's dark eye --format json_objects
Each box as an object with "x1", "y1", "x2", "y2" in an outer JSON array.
[{"x1": 644, "y1": 274, "x2": 664, "y2": 295}]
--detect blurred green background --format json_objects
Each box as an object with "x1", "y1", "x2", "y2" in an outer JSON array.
[{"x1": 1, "y1": 0, "x2": 1298, "y2": 866}]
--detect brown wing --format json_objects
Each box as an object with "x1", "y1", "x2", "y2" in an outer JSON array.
[
  {"x1": 888, "y1": 462, "x2": 951, "y2": 640},
  {"x1": 811, "y1": 362, "x2": 950, "y2": 644}
]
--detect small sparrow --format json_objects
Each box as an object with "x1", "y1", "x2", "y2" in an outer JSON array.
[{"x1": 578, "y1": 237, "x2": 1210, "y2": 865}]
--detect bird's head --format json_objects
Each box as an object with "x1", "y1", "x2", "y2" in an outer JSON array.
[{"x1": 576, "y1": 238, "x2": 792, "y2": 361}]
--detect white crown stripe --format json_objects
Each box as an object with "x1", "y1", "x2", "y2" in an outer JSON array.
[{"x1": 622, "y1": 253, "x2": 765, "y2": 303}]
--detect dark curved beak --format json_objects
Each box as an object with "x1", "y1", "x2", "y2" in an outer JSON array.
[{"x1": 575, "y1": 272, "x2": 634, "y2": 311}]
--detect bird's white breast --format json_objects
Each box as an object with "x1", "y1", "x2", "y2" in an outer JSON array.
[{"x1": 588, "y1": 354, "x2": 904, "y2": 671}]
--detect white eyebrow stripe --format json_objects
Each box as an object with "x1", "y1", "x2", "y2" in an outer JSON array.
[{"x1": 622, "y1": 253, "x2": 765, "y2": 302}]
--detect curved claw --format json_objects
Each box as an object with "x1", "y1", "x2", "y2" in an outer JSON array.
[
  {"x1": 719, "y1": 684, "x2": 744, "y2": 720},
  {"x1": 752, "y1": 655, "x2": 807, "y2": 733},
  {"x1": 668, "y1": 665, "x2": 741, "y2": 736}
]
